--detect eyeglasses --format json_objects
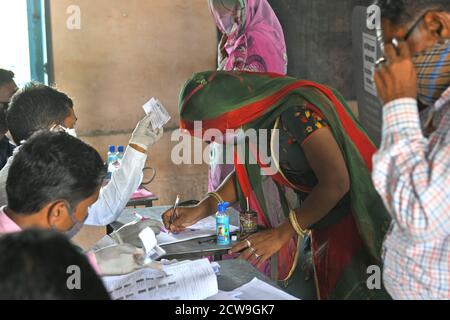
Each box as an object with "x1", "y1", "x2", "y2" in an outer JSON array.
[
  {"x1": 375, "y1": 12, "x2": 425, "y2": 66},
  {"x1": 404, "y1": 11, "x2": 428, "y2": 41}
]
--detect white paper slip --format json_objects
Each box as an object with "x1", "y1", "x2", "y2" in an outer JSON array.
[
  {"x1": 102, "y1": 258, "x2": 218, "y2": 300},
  {"x1": 209, "y1": 278, "x2": 299, "y2": 300},
  {"x1": 138, "y1": 228, "x2": 166, "y2": 262},
  {"x1": 157, "y1": 216, "x2": 239, "y2": 245},
  {"x1": 142, "y1": 97, "x2": 171, "y2": 130}
]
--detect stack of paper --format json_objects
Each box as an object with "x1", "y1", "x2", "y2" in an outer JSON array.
[
  {"x1": 208, "y1": 278, "x2": 299, "y2": 300},
  {"x1": 102, "y1": 258, "x2": 218, "y2": 300},
  {"x1": 157, "y1": 216, "x2": 239, "y2": 245}
]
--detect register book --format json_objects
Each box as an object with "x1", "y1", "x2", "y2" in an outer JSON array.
[{"x1": 102, "y1": 258, "x2": 218, "y2": 300}]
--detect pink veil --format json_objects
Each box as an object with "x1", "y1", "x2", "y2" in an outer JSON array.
[{"x1": 209, "y1": 0, "x2": 288, "y2": 74}]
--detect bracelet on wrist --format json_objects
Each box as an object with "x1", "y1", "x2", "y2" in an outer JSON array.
[{"x1": 289, "y1": 210, "x2": 309, "y2": 237}]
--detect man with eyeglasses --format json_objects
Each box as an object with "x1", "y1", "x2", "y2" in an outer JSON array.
[{"x1": 372, "y1": 0, "x2": 449, "y2": 300}]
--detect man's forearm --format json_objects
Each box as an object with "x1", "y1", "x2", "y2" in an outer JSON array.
[{"x1": 85, "y1": 146, "x2": 147, "y2": 226}]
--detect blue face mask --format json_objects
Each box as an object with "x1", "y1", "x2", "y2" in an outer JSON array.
[
  {"x1": 52, "y1": 203, "x2": 86, "y2": 239},
  {"x1": 413, "y1": 40, "x2": 450, "y2": 107}
]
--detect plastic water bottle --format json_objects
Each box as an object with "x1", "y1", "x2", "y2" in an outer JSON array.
[
  {"x1": 106, "y1": 145, "x2": 116, "y2": 179},
  {"x1": 117, "y1": 145, "x2": 125, "y2": 163},
  {"x1": 216, "y1": 202, "x2": 231, "y2": 245},
  {"x1": 114, "y1": 145, "x2": 125, "y2": 169}
]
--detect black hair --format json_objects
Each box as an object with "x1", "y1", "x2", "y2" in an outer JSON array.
[
  {"x1": 375, "y1": 0, "x2": 449, "y2": 27},
  {"x1": 0, "y1": 69, "x2": 14, "y2": 86},
  {"x1": 0, "y1": 229, "x2": 110, "y2": 300},
  {"x1": 0, "y1": 103, "x2": 7, "y2": 135},
  {"x1": 6, "y1": 82, "x2": 74, "y2": 144},
  {"x1": 6, "y1": 131, "x2": 106, "y2": 214}
]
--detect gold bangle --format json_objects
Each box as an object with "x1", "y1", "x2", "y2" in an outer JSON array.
[
  {"x1": 289, "y1": 211, "x2": 301, "y2": 235},
  {"x1": 293, "y1": 211, "x2": 309, "y2": 236},
  {"x1": 207, "y1": 191, "x2": 224, "y2": 205},
  {"x1": 289, "y1": 210, "x2": 309, "y2": 236}
]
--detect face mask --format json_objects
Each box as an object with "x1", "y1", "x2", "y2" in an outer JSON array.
[
  {"x1": 53, "y1": 203, "x2": 86, "y2": 239},
  {"x1": 209, "y1": 0, "x2": 245, "y2": 36},
  {"x1": 413, "y1": 40, "x2": 450, "y2": 107},
  {"x1": 51, "y1": 124, "x2": 78, "y2": 138},
  {"x1": 64, "y1": 128, "x2": 78, "y2": 138}
]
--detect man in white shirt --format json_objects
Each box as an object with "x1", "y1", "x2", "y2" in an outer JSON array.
[
  {"x1": 1, "y1": 82, "x2": 163, "y2": 226},
  {"x1": 0, "y1": 131, "x2": 154, "y2": 276}
]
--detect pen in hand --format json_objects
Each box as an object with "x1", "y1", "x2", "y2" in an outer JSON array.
[{"x1": 168, "y1": 194, "x2": 180, "y2": 233}]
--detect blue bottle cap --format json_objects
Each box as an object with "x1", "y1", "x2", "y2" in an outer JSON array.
[
  {"x1": 108, "y1": 145, "x2": 116, "y2": 153},
  {"x1": 218, "y1": 202, "x2": 230, "y2": 212},
  {"x1": 118, "y1": 145, "x2": 124, "y2": 153}
]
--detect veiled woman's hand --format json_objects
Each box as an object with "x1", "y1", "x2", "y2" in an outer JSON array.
[{"x1": 229, "y1": 224, "x2": 293, "y2": 268}]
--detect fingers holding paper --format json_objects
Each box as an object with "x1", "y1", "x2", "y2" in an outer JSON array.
[
  {"x1": 110, "y1": 219, "x2": 164, "y2": 248},
  {"x1": 129, "y1": 115, "x2": 164, "y2": 151}
]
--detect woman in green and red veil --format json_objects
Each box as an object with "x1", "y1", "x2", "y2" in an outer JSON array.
[{"x1": 163, "y1": 70, "x2": 392, "y2": 300}]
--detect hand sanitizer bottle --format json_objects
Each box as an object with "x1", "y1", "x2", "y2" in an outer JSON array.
[{"x1": 216, "y1": 202, "x2": 231, "y2": 245}]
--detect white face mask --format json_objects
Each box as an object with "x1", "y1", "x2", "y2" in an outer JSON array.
[
  {"x1": 51, "y1": 125, "x2": 77, "y2": 138},
  {"x1": 64, "y1": 128, "x2": 78, "y2": 138}
]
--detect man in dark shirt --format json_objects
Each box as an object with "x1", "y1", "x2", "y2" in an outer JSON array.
[{"x1": 0, "y1": 69, "x2": 18, "y2": 169}]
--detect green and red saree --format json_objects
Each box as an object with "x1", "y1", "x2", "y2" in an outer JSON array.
[{"x1": 179, "y1": 71, "x2": 392, "y2": 299}]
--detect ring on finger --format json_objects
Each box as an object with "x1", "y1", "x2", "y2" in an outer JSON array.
[
  {"x1": 375, "y1": 57, "x2": 387, "y2": 67},
  {"x1": 254, "y1": 252, "x2": 261, "y2": 259},
  {"x1": 246, "y1": 239, "x2": 252, "y2": 248}
]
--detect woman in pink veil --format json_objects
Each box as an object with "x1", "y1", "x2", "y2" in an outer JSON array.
[
  {"x1": 208, "y1": 0, "x2": 288, "y2": 192},
  {"x1": 210, "y1": 0, "x2": 288, "y2": 73}
]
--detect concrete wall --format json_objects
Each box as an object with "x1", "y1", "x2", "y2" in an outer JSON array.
[
  {"x1": 49, "y1": 0, "x2": 217, "y2": 207},
  {"x1": 269, "y1": 0, "x2": 373, "y2": 99}
]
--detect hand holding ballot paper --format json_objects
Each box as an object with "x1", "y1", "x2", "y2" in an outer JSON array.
[
  {"x1": 95, "y1": 225, "x2": 166, "y2": 276},
  {"x1": 111, "y1": 218, "x2": 164, "y2": 248},
  {"x1": 128, "y1": 97, "x2": 170, "y2": 152},
  {"x1": 143, "y1": 97, "x2": 171, "y2": 130}
]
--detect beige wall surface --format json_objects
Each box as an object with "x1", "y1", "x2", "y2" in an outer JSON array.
[{"x1": 50, "y1": 0, "x2": 217, "y2": 205}]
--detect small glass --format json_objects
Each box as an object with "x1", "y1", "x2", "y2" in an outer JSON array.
[{"x1": 239, "y1": 210, "x2": 258, "y2": 236}]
